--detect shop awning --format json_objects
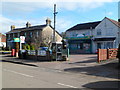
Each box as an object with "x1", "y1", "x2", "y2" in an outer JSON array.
[{"x1": 94, "y1": 37, "x2": 116, "y2": 41}]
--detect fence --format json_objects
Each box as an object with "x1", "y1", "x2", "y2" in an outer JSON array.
[
  {"x1": 97, "y1": 48, "x2": 118, "y2": 63},
  {"x1": 25, "y1": 50, "x2": 51, "y2": 61}
]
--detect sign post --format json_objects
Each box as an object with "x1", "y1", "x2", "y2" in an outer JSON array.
[
  {"x1": 14, "y1": 38, "x2": 20, "y2": 57},
  {"x1": 20, "y1": 36, "x2": 25, "y2": 50}
]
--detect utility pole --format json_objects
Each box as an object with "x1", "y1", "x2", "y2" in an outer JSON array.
[{"x1": 53, "y1": 4, "x2": 58, "y2": 42}]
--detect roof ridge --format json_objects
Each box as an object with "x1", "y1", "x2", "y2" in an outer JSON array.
[
  {"x1": 14, "y1": 24, "x2": 47, "y2": 30},
  {"x1": 67, "y1": 21, "x2": 101, "y2": 31},
  {"x1": 105, "y1": 17, "x2": 120, "y2": 28},
  {"x1": 78, "y1": 21, "x2": 101, "y2": 25}
]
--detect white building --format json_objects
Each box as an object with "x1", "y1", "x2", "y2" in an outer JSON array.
[{"x1": 66, "y1": 17, "x2": 120, "y2": 54}]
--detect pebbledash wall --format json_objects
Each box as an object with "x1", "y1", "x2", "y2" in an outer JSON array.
[
  {"x1": 92, "y1": 18, "x2": 120, "y2": 53},
  {"x1": 66, "y1": 17, "x2": 120, "y2": 54}
]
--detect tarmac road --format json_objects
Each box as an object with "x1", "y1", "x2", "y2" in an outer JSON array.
[{"x1": 1, "y1": 54, "x2": 119, "y2": 89}]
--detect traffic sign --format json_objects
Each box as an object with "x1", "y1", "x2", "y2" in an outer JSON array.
[
  {"x1": 20, "y1": 36, "x2": 25, "y2": 43},
  {"x1": 14, "y1": 38, "x2": 20, "y2": 42}
]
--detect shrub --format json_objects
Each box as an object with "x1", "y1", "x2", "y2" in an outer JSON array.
[
  {"x1": 23, "y1": 44, "x2": 30, "y2": 50},
  {"x1": 22, "y1": 44, "x2": 27, "y2": 50},
  {"x1": 23, "y1": 44, "x2": 35, "y2": 50},
  {"x1": 26, "y1": 44, "x2": 30, "y2": 50},
  {"x1": 30, "y1": 45, "x2": 35, "y2": 50}
]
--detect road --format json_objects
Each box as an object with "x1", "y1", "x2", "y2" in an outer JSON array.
[{"x1": 1, "y1": 54, "x2": 119, "y2": 89}]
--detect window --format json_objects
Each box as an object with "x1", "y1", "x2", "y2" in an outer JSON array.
[
  {"x1": 106, "y1": 42, "x2": 113, "y2": 49},
  {"x1": 17, "y1": 33, "x2": 20, "y2": 37},
  {"x1": 36, "y1": 31, "x2": 39, "y2": 37},
  {"x1": 8, "y1": 34, "x2": 10, "y2": 38},
  {"x1": 97, "y1": 43, "x2": 101, "y2": 49},
  {"x1": 30, "y1": 32, "x2": 32, "y2": 37},
  {"x1": 24, "y1": 32, "x2": 26, "y2": 36},
  {"x1": 97, "y1": 29, "x2": 101, "y2": 35},
  {"x1": 14, "y1": 33, "x2": 18, "y2": 37}
]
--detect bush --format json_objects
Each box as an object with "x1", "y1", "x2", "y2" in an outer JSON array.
[
  {"x1": 117, "y1": 44, "x2": 120, "y2": 59},
  {"x1": 22, "y1": 44, "x2": 27, "y2": 50},
  {"x1": 30, "y1": 45, "x2": 35, "y2": 50},
  {"x1": 23, "y1": 44, "x2": 30, "y2": 50},
  {"x1": 23, "y1": 44, "x2": 35, "y2": 50}
]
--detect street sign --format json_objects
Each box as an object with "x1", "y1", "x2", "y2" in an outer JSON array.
[
  {"x1": 20, "y1": 36, "x2": 25, "y2": 43},
  {"x1": 14, "y1": 38, "x2": 20, "y2": 42}
]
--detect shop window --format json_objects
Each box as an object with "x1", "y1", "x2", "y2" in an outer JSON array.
[
  {"x1": 84, "y1": 43, "x2": 90, "y2": 50},
  {"x1": 106, "y1": 42, "x2": 113, "y2": 49},
  {"x1": 70, "y1": 44, "x2": 77, "y2": 49},
  {"x1": 97, "y1": 43, "x2": 101, "y2": 49},
  {"x1": 80, "y1": 43, "x2": 83, "y2": 49}
]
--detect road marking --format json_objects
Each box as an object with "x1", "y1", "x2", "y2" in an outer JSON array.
[
  {"x1": 57, "y1": 83, "x2": 78, "y2": 88},
  {"x1": 3, "y1": 69, "x2": 34, "y2": 78}
]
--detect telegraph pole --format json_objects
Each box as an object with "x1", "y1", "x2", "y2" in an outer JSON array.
[{"x1": 53, "y1": 4, "x2": 58, "y2": 42}]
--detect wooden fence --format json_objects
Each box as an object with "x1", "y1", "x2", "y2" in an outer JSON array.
[{"x1": 97, "y1": 48, "x2": 118, "y2": 63}]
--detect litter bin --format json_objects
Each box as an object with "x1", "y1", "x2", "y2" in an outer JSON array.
[{"x1": 11, "y1": 49, "x2": 15, "y2": 57}]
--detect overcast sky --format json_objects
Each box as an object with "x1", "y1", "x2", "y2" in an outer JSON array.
[{"x1": 0, "y1": 0, "x2": 119, "y2": 34}]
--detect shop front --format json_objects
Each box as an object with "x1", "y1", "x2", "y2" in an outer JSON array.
[
  {"x1": 94, "y1": 37, "x2": 116, "y2": 49},
  {"x1": 66, "y1": 37, "x2": 92, "y2": 54}
]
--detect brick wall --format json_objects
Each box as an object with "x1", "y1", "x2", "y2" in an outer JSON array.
[
  {"x1": 0, "y1": 33, "x2": 6, "y2": 42},
  {"x1": 107, "y1": 48, "x2": 118, "y2": 59},
  {"x1": 98, "y1": 48, "x2": 118, "y2": 63}
]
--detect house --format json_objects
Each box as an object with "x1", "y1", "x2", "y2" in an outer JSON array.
[
  {"x1": 0, "y1": 33, "x2": 6, "y2": 49},
  {"x1": 6, "y1": 18, "x2": 62, "y2": 50},
  {"x1": 66, "y1": 17, "x2": 120, "y2": 54}
]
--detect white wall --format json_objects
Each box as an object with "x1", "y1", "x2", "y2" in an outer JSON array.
[
  {"x1": 92, "y1": 18, "x2": 119, "y2": 53},
  {"x1": 94, "y1": 18, "x2": 118, "y2": 37},
  {"x1": 66, "y1": 29, "x2": 93, "y2": 37},
  {"x1": 66, "y1": 18, "x2": 119, "y2": 53}
]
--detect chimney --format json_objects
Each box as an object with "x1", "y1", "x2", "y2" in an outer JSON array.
[
  {"x1": 11, "y1": 25, "x2": 15, "y2": 30},
  {"x1": 26, "y1": 22, "x2": 31, "y2": 28},
  {"x1": 46, "y1": 18, "x2": 51, "y2": 26}
]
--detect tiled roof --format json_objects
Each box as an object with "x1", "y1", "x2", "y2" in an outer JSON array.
[
  {"x1": 6, "y1": 24, "x2": 62, "y2": 37},
  {"x1": 6, "y1": 24, "x2": 47, "y2": 34},
  {"x1": 66, "y1": 21, "x2": 101, "y2": 31},
  {"x1": 66, "y1": 17, "x2": 120, "y2": 32}
]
